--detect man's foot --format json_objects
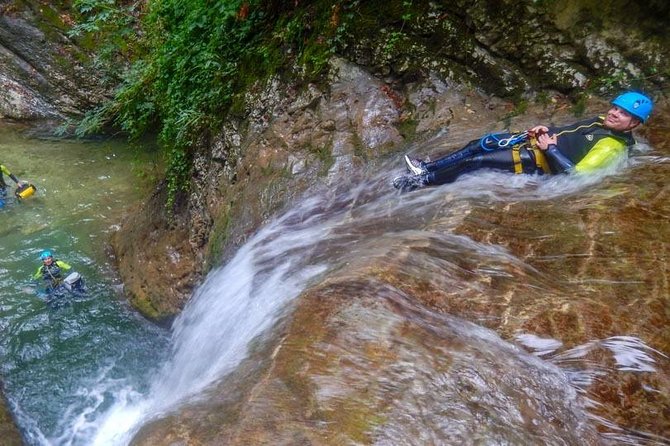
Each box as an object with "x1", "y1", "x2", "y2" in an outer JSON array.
[
  {"x1": 404, "y1": 155, "x2": 428, "y2": 175},
  {"x1": 392, "y1": 174, "x2": 427, "y2": 192}
]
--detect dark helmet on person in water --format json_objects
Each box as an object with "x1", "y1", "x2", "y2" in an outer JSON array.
[{"x1": 611, "y1": 91, "x2": 654, "y2": 123}]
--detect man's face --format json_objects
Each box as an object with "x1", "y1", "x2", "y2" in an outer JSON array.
[
  {"x1": 43, "y1": 257, "x2": 53, "y2": 266},
  {"x1": 604, "y1": 106, "x2": 640, "y2": 131}
]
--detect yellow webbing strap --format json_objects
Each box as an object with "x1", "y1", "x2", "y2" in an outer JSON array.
[
  {"x1": 528, "y1": 136, "x2": 552, "y2": 173},
  {"x1": 512, "y1": 146, "x2": 523, "y2": 174},
  {"x1": 532, "y1": 148, "x2": 551, "y2": 173}
]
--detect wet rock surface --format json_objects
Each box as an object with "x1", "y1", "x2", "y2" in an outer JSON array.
[
  {"x1": 133, "y1": 280, "x2": 604, "y2": 445},
  {"x1": 110, "y1": 184, "x2": 197, "y2": 323},
  {"x1": 113, "y1": 58, "x2": 410, "y2": 322},
  {"x1": 0, "y1": 390, "x2": 22, "y2": 446},
  {"x1": 0, "y1": 1, "x2": 109, "y2": 119},
  {"x1": 128, "y1": 100, "x2": 669, "y2": 444}
]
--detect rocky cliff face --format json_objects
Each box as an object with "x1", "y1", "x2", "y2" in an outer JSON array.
[
  {"x1": 0, "y1": 1, "x2": 109, "y2": 120},
  {"x1": 128, "y1": 99, "x2": 670, "y2": 444},
  {"x1": 110, "y1": 0, "x2": 670, "y2": 319}
]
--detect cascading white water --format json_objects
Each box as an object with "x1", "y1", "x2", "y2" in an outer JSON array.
[
  {"x1": 87, "y1": 194, "x2": 342, "y2": 445},
  {"x1": 81, "y1": 167, "x2": 602, "y2": 445}
]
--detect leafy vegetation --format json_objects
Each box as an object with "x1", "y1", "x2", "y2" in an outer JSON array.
[
  {"x1": 69, "y1": 0, "x2": 144, "y2": 68},
  {"x1": 70, "y1": 0, "x2": 368, "y2": 209}
]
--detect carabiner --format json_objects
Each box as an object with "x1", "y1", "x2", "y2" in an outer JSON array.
[{"x1": 497, "y1": 131, "x2": 528, "y2": 147}]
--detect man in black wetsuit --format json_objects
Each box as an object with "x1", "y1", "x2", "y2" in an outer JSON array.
[{"x1": 393, "y1": 91, "x2": 654, "y2": 191}]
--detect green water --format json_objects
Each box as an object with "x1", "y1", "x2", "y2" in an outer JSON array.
[{"x1": 0, "y1": 124, "x2": 170, "y2": 444}]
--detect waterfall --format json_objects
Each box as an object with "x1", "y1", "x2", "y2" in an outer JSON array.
[
  {"x1": 82, "y1": 166, "x2": 573, "y2": 445},
  {"x1": 82, "y1": 165, "x2": 595, "y2": 444},
  {"x1": 87, "y1": 194, "x2": 340, "y2": 445},
  {"x1": 80, "y1": 169, "x2": 437, "y2": 444}
]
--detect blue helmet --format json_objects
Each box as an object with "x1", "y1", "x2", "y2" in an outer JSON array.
[
  {"x1": 611, "y1": 91, "x2": 653, "y2": 123},
  {"x1": 40, "y1": 250, "x2": 53, "y2": 260}
]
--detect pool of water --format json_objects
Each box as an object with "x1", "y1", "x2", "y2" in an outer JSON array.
[{"x1": 0, "y1": 123, "x2": 170, "y2": 445}]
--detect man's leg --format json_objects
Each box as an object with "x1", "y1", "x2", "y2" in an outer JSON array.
[
  {"x1": 425, "y1": 149, "x2": 518, "y2": 185},
  {"x1": 396, "y1": 149, "x2": 516, "y2": 191},
  {"x1": 422, "y1": 138, "x2": 484, "y2": 172}
]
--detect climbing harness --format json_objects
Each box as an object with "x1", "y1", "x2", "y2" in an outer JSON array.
[
  {"x1": 479, "y1": 130, "x2": 554, "y2": 174},
  {"x1": 511, "y1": 146, "x2": 523, "y2": 173},
  {"x1": 40, "y1": 260, "x2": 63, "y2": 287},
  {"x1": 530, "y1": 148, "x2": 551, "y2": 173}
]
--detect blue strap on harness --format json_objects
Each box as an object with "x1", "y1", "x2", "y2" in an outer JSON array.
[{"x1": 480, "y1": 131, "x2": 529, "y2": 151}]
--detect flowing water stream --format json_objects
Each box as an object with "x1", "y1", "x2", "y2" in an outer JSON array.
[{"x1": 1, "y1": 122, "x2": 669, "y2": 445}]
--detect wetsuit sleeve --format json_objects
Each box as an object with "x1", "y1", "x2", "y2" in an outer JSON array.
[
  {"x1": 574, "y1": 137, "x2": 628, "y2": 173},
  {"x1": 33, "y1": 267, "x2": 43, "y2": 279},
  {"x1": 544, "y1": 145, "x2": 575, "y2": 173},
  {"x1": 1, "y1": 165, "x2": 19, "y2": 183},
  {"x1": 56, "y1": 261, "x2": 72, "y2": 271}
]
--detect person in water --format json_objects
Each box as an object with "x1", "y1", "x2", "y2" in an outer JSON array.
[
  {"x1": 393, "y1": 91, "x2": 654, "y2": 191},
  {"x1": 33, "y1": 250, "x2": 73, "y2": 291},
  {"x1": 0, "y1": 163, "x2": 27, "y2": 206},
  {"x1": 0, "y1": 163, "x2": 26, "y2": 191}
]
